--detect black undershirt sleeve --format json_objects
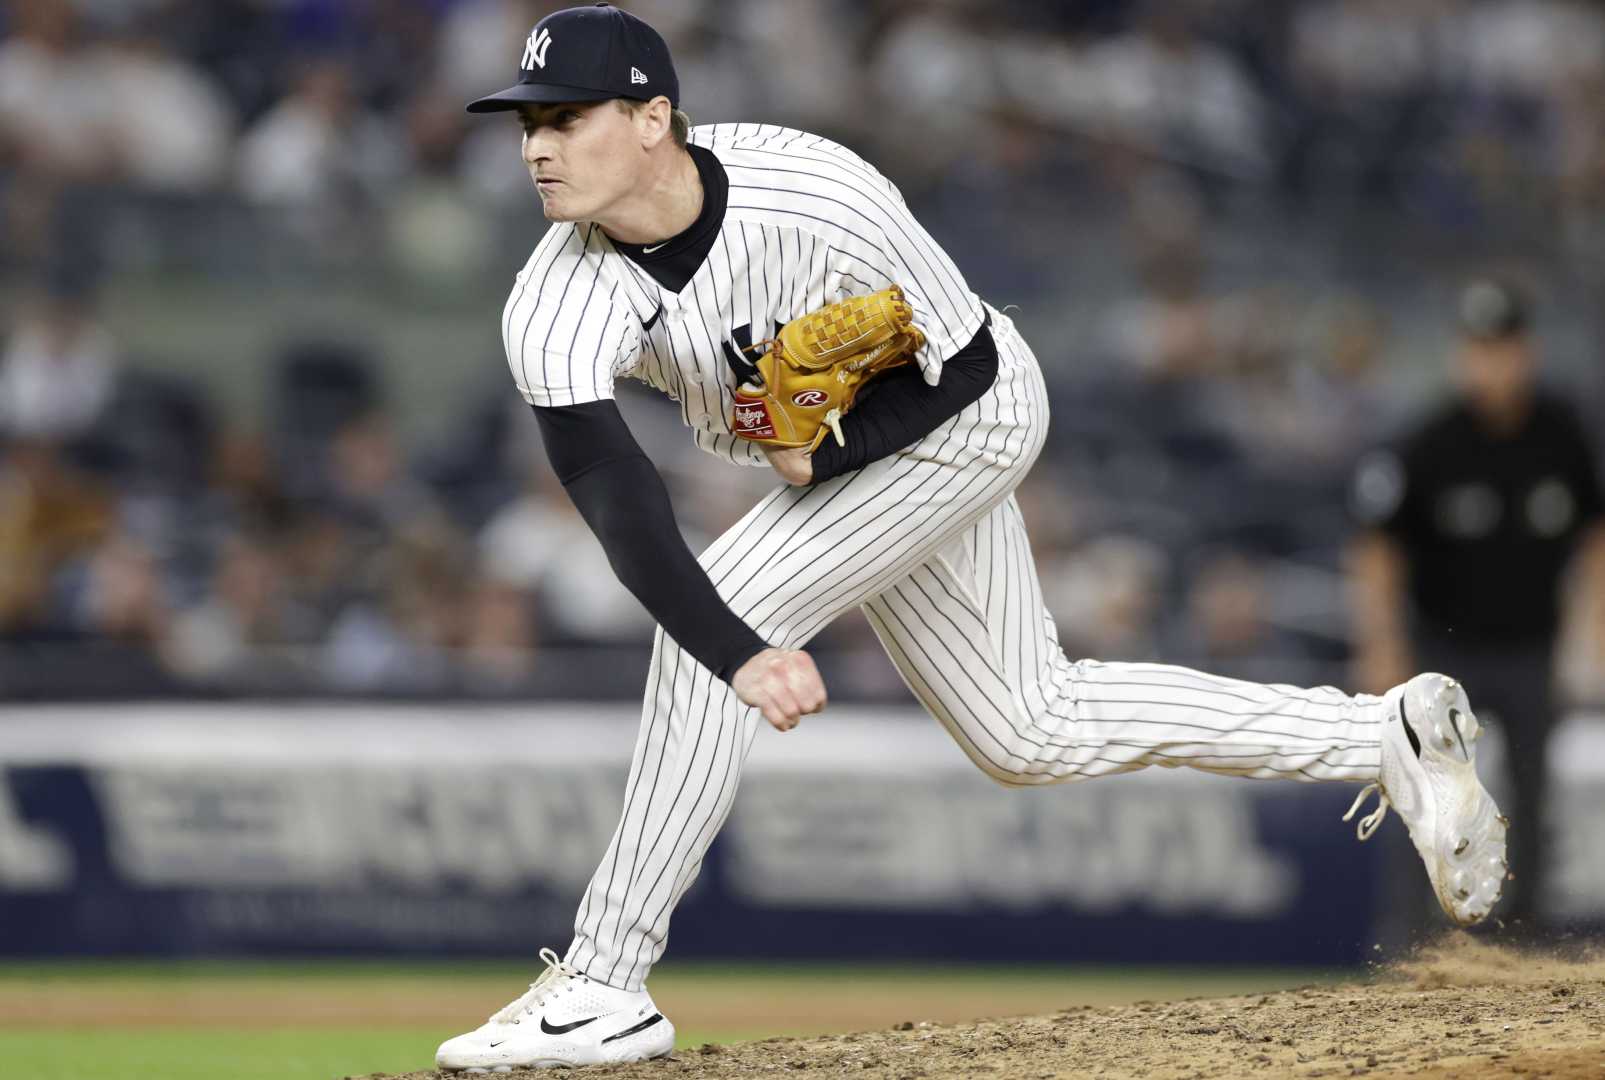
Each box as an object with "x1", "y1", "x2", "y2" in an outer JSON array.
[
  {"x1": 806, "y1": 319, "x2": 1000, "y2": 484},
  {"x1": 531, "y1": 400, "x2": 770, "y2": 683}
]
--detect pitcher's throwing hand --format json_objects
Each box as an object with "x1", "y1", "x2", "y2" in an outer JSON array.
[{"x1": 733, "y1": 647, "x2": 826, "y2": 731}]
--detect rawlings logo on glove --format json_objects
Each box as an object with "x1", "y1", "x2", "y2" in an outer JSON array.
[
  {"x1": 724, "y1": 286, "x2": 926, "y2": 452},
  {"x1": 732, "y1": 402, "x2": 775, "y2": 439}
]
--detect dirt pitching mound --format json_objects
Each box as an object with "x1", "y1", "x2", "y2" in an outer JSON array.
[
  {"x1": 369, "y1": 936, "x2": 1605, "y2": 1080},
  {"x1": 1390, "y1": 934, "x2": 1605, "y2": 991}
]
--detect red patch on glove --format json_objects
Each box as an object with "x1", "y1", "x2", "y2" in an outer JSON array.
[{"x1": 731, "y1": 392, "x2": 776, "y2": 440}]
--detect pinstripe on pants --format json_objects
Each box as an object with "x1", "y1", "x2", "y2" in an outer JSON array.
[{"x1": 565, "y1": 312, "x2": 1385, "y2": 990}]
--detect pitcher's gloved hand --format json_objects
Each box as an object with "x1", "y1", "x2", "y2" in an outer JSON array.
[{"x1": 727, "y1": 285, "x2": 924, "y2": 453}]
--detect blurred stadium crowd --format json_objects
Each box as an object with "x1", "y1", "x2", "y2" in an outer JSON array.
[{"x1": 2, "y1": 0, "x2": 1604, "y2": 701}]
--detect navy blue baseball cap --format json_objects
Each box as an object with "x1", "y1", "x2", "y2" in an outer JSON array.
[{"x1": 465, "y1": 3, "x2": 678, "y2": 113}]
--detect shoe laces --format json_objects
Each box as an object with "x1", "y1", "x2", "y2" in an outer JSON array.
[
  {"x1": 491, "y1": 947, "x2": 583, "y2": 1024},
  {"x1": 1343, "y1": 782, "x2": 1390, "y2": 841}
]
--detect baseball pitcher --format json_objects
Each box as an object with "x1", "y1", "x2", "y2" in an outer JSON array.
[{"x1": 436, "y1": 4, "x2": 1508, "y2": 1071}]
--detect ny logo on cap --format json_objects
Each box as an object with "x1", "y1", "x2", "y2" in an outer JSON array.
[{"x1": 521, "y1": 27, "x2": 553, "y2": 70}]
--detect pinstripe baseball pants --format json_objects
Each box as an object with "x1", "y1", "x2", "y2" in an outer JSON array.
[{"x1": 566, "y1": 312, "x2": 1385, "y2": 990}]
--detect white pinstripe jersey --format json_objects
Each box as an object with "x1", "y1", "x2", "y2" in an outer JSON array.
[{"x1": 499, "y1": 123, "x2": 987, "y2": 465}]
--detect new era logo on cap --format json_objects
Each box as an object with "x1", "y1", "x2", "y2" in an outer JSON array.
[{"x1": 465, "y1": 3, "x2": 679, "y2": 114}]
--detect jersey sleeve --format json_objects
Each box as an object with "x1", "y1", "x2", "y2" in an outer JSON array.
[
  {"x1": 502, "y1": 228, "x2": 641, "y2": 407},
  {"x1": 828, "y1": 171, "x2": 985, "y2": 386},
  {"x1": 532, "y1": 401, "x2": 770, "y2": 681}
]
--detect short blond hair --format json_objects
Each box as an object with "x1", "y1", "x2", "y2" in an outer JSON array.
[{"x1": 616, "y1": 98, "x2": 690, "y2": 148}]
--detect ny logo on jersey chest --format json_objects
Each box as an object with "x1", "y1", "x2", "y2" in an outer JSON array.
[{"x1": 720, "y1": 321, "x2": 782, "y2": 388}]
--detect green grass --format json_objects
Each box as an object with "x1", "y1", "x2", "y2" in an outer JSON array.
[
  {"x1": 0, "y1": 1029, "x2": 441, "y2": 1080},
  {"x1": 0, "y1": 961, "x2": 1347, "y2": 1080}
]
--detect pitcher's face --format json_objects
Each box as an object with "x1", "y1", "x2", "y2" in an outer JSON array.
[{"x1": 517, "y1": 100, "x2": 647, "y2": 223}]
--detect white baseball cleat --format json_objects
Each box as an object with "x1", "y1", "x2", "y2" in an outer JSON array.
[
  {"x1": 435, "y1": 948, "x2": 675, "y2": 1072},
  {"x1": 1343, "y1": 672, "x2": 1508, "y2": 926}
]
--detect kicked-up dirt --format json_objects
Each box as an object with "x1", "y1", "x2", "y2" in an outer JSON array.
[{"x1": 372, "y1": 937, "x2": 1605, "y2": 1080}]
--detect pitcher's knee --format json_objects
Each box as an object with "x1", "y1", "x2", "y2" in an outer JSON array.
[{"x1": 964, "y1": 731, "x2": 1064, "y2": 788}]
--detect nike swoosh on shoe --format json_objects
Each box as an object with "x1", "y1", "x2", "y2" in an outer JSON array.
[{"x1": 541, "y1": 1014, "x2": 601, "y2": 1035}]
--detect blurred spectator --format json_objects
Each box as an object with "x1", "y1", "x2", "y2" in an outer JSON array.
[
  {"x1": 237, "y1": 56, "x2": 404, "y2": 210},
  {"x1": 1551, "y1": 60, "x2": 1605, "y2": 256},
  {"x1": 164, "y1": 533, "x2": 300, "y2": 684},
  {"x1": 914, "y1": 106, "x2": 1068, "y2": 303},
  {"x1": 1094, "y1": 244, "x2": 1263, "y2": 543},
  {"x1": 326, "y1": 410, "x2": 434, "y2": 531},
  {"x1": 871, "y1": 0, "x2": 999, "y2": 170},
  {"x1": 0, "y1": 272, "x2": 116, "y2": 441},
  {"x1": 1076, "y1": 2, "x2": 1271, "y2": 180},
  {"x1": 271, "y1": 341, "x2": 382, "y2": 502},
  {"x1": 92, "y1": 15, "x2": 234, "y2": 193},
  {"x1": 727, "y1": 0, "x2": 863, "y2": 129},
  {"x1": 209, "y1": 431, "x2": 293, "y2": 540},
  {"x1": 69, "y1": 529, "x2": 169, "y2": 644},
  {"x1": 338, "y1": 0, "x2": 443, "y2": 113},
  {"x1": 0, "y1": 0, "x2": 105, "y2": 180},
  {"x1": 65, "y1": 370, "x2": 217, "y2": 516},
  {"x1": 1169, "y1": 547, "x2": 1326, "y2": 685},
  {"x1": 1101, "y1": 277, "x2": 1216, "y2": 380},
  {"x1": 1285, "y1": 0, "x2": 1433, "y2": 203},
  {"x1": 478, "y1": 477, "x2": 656, "y2": 646},
  {"x1": 279, "y1": 503, "x2": 363, "y2": 634},
  {"x1": 1042, "y1": 534, "x2": 1167, "y2": 661},
  {"x1": 1291, "y1": 0, "x2": 1433, "y2": 106},
  {"x1": 420, "y1": 390, "x2": 531, "y2": 530},
  {"x1": 1448, "y1": 0, "x2": 1605, "y2": 102},
  {"x1": 0, "y1": 439, "x2": 111, "y2": 634},
  {"x1": 386, "y1": 86, "x2": 498, "y2": 285},
  {"x1": 459, "y1": 575, "x2": 540, "y2": 692},
  {"x1": 319, "y1": 515, "x2": 466, "y2": 692},
  {"x1": 1285, "y1": 297, "x2": 1395, "y2": 470},
  {"x1": 1183, "y1": 550, "x2": 1268, "y2": 657}
]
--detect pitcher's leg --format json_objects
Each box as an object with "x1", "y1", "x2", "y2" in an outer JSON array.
[
  {"x1": 565, "y1": 407, "x2": 1042, "y2": 991},
  {"x1": 567, "y1": 629, "x2": 759, "y2": 991},
  {"x1": 865, "y1": 498, "x2": 1384, "y2": 785}
]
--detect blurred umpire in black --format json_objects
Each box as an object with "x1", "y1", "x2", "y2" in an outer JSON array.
[{"x1": 1347, "y1": 279, "x2": 1605, "y2": 930}]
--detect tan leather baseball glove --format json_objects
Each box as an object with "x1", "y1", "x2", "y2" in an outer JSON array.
[{"x1": 728, "y1": 286, "x2": 926, "y2": 452}]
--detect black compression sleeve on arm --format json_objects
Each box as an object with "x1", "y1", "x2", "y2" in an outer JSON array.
[
  {"x1": 807, "y1": 319, "x2": 1000, "y2": 484},
  {"x1": 532, "y1": 400, "x2": 770, "y2": 682}
]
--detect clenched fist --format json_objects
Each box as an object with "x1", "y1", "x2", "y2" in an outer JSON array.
[{"x1": 732, "y1": 647, "x2": 826, "y2": 731}]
